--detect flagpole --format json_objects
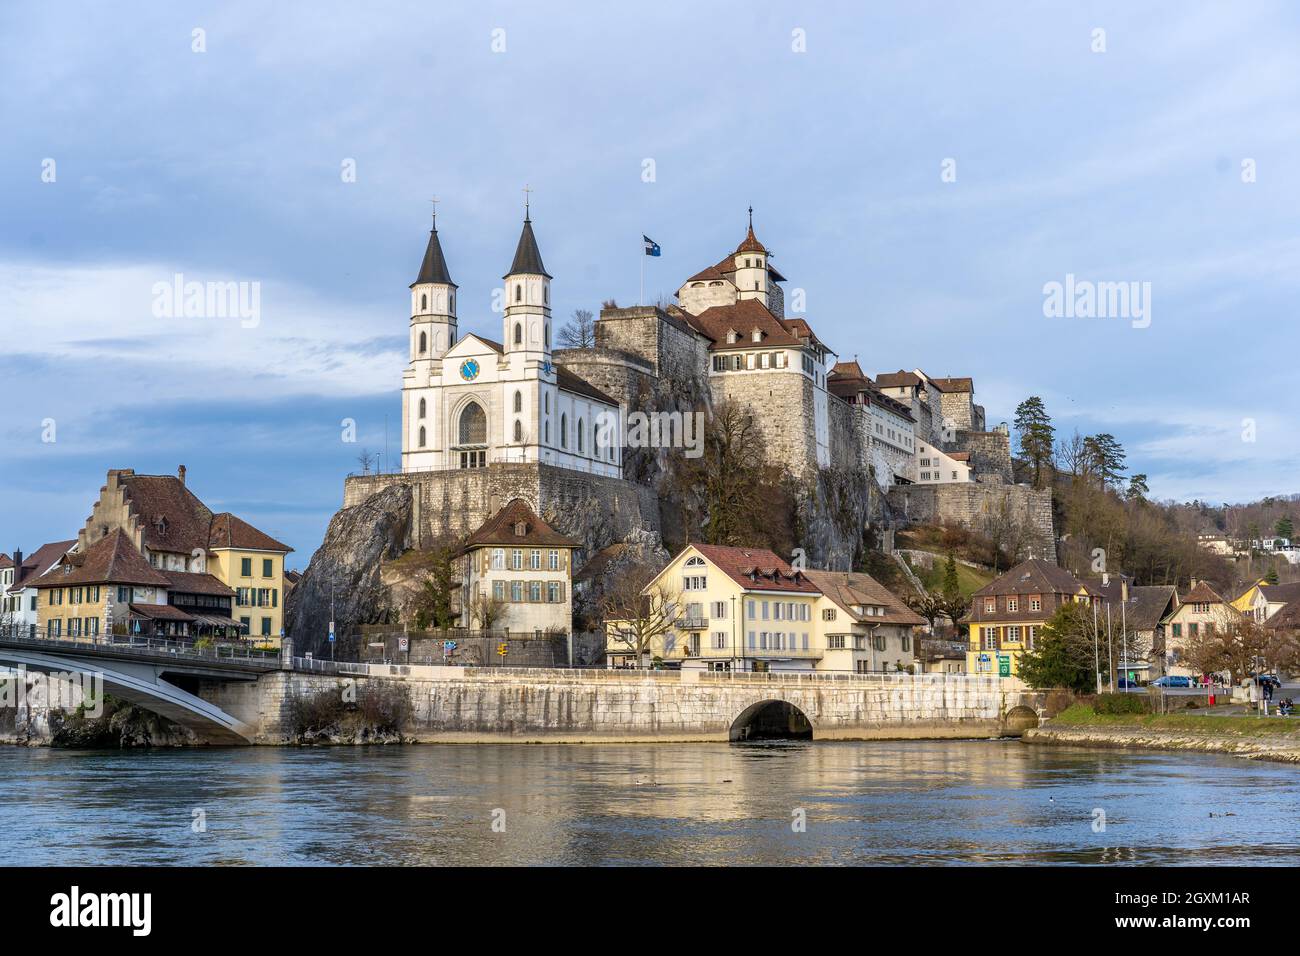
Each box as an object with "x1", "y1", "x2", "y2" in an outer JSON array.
[{"x1": 639, "y1": 239, "x2": 644, "y2": 306}]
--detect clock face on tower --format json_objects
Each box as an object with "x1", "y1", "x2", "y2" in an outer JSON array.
[{"x1": 459, "y1": 358, "x2": 480, "y2": 381}]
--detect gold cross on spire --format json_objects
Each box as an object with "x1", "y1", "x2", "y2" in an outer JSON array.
[
  {"x1": 429, "y1": 196, "x2": 439, "y2": 226},
  {"x1": 523, "y1": 183, "x2": 532, "y2": 219}
]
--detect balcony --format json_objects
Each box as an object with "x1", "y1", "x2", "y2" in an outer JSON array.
[{"x1": 678, "y1": 616, "x2": 708, "y2": 630}]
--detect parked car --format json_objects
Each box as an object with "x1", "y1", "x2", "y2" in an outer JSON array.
[
  {"x1": 1117, "y1": 678, "x2": 1143, "y2": 689},
  {"x1": 1153, "y1": 675, "x2": 1192, "y2": 688}
]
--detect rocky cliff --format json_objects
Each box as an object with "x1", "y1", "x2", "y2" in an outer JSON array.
[{"x1": 285, "y1": 483, "x2": 414, "y2": 657}]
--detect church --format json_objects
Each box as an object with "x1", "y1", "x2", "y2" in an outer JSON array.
[{"x1": 399, "y1": 203, "x2": 622, "y2": 478}]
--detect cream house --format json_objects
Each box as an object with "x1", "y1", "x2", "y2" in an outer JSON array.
[
  {"x1": 1161, "y1": 580, "x2": 1243, "y2": 678},
  {"x1": 605, "y1": 544, "x2": 918, "y2": 673},
  {"x1": 461, "y1": 499, "x2": 578, "y2": 635},
  {"x1": 802, "y1": 570, "x2": 926, "y2": 673}
]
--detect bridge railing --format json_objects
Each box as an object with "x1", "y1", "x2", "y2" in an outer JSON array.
[{"x1": 0, "y1": 629, "x2": 281, "y2": 667}]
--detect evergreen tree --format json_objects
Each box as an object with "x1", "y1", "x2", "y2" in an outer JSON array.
[
  {"x1": 1276, "y1": 516, "x2": 1294, "y2": 540},
  {"x1": 1015, "y1": 602, "x2": 1096, "y2": 693},
  {"x1": 1125, "y1": 473, "x2": 1149, "y2": 501},
  {"x1": 1013, "y1": 396, "x2": 1055, "y2": 489},
  {"x1": 1082, "y1": 433, "x2": 1126, "y2": 489}
]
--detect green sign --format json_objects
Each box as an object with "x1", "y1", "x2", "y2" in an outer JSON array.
[{"x1": 998, "y1": 655, "x2": 1011, "y2": 677}]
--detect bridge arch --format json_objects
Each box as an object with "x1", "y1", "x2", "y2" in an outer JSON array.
[
  {"x1": 729, "y1": 698, "x2": 813, "y2": 742},
  {"x1": 1001, "y1": 704, "x2": 1040, "y2": 736}
]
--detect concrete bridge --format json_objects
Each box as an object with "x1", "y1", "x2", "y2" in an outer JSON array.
[
  {"x1": 0, "y1": 634, "x2": 1046, "y2": 745},
  {"x1": 0, "y1": 633, "x2": 279, "y2": 744}
]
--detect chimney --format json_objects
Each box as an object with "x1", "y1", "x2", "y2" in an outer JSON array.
[
  {"x1": 178, "y1": 464, "x2": 187, "y2": 485},
  {"x1": 12, "y1": 549, "x2": 22, "y2": 574}
]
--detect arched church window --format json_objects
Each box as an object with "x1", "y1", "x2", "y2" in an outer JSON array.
[
  {"x1": 418, "y1": 426, "x2": 427, "y2": 448},
  {"x1": 421, "y1": 293, "x2": 427, "y2": 311},
  {"x1": 516, "y1": 284, "x2": 522, "y2": 302},
  {"x1": 514, "y1": 323, "x2": 522, "y2": 346},
  {"x1": 458, "y1": 403, "x2": 487, "y2": 445},
  {"x1": 418, "y1": 398, "x2": 426, "y2": 418},
  {"x1": 544, "y1": 286, "x2": 548, "y2": 304},
  {"x1": 514, "y1": 390, "x2": 522, "y2": 413},
  {"x1": 560, "y1": 414, "x2": 568, "y2": 448},
  {"x1": 544, "y1": 393, "x2": 550, "y2": 413},
  {"x1": 419, "y1": 331, "x2": 427, "y2": 354},
  {"x1": 514, "y1": 419, "x2": 523, "y2": 442},
  {"x1": 577, "y1": 420, "x2": 584, "y2": 453},
  {"x1": 544, "y1": 323, "x2": 549, "y2": 348},
  {"x1": 544, "y1": 421, "x2": 550, "y2": 443}
]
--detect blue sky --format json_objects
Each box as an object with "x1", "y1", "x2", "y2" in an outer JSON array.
[{"x1": 3, "y1": 1, "x2": 1299, "y2": 568}]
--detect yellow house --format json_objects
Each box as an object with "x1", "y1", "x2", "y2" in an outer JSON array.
[
  {"x1": 206, "y1": 514, "x2": 293, "y2": 646},
  {"x1": 1232, "y1": 579, "x2": 1300, "y2": 625},
  {"x1": 605, "y1": 544, "x2": 920, "y2": 673},
  {"x1": 963, "y1": 559, "x2": 1099, "y2": 677},
  {"x1": 75, "y1": 467, "x2": 293, "y2": 648}
]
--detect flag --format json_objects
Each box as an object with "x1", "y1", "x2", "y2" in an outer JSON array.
[{"x1": 643, "y1": 235, "x2": 661, "y2": 257}]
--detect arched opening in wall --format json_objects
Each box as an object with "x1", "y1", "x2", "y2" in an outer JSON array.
[
  {"x1": 1001, "y1": 705, "x2": 1039, "y2": 737},
  {"x1": 729, "y1": 699, "x2": 812, "y2": 742}
]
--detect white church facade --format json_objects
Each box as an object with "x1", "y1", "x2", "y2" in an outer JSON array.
[{"x1": 400, "y1": 207, "x2": 622, "y2": 478}]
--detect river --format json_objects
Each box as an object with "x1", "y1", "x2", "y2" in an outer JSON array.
[{"x1": 2, "y1": 740, "x2": 1297, "y2": 865}]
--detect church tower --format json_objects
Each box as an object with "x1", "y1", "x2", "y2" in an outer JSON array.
[
  {"x1": 503, "y1": 197, "x2": 552, "y2": 360},
  {"x1": 733, "y1": 206, "x2": 770, "y2": 310},
  {"x1": 410, "y1": 211, "x2": 457, "y2": 362}
]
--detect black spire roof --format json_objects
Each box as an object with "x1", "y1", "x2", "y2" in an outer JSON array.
[
  {"x1": 505, "y1": 215, "x2": 551, "y2": 279},
  {"x1": 411, "y1": 222, "x2": 457, "y2": 289}
]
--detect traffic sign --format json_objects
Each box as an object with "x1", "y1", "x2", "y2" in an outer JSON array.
[{"x1": 398, "y1": 637, "x2": 409, "y2": 652}]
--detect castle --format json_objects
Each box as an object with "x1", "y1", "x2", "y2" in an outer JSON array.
[
  {"x1": 340, "y1": 203, "x2": 1053, "y2": 566},
  {"x1": 399, "y1": 205, "x2": 1013, "y2": 488}
]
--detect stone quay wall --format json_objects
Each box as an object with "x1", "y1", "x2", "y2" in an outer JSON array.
[{"x1": 218, "y1": 668, "x2": 1044, "y2": 744}]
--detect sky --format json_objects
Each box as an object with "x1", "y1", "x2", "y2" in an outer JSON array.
[{"x1": 3, "y1": 0, "x2": 1299, "y2": 569}]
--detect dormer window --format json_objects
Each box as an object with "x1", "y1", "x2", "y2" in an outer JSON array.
[
  {"x1": 726, "y1": 329, "x2": 738, "y2": 344},
  {"x1": 751, "y1": 329, "x2": 761, "y2": 342},
  {"x1": 514, "y1": 521, "x2": 529, "y2": 537}
]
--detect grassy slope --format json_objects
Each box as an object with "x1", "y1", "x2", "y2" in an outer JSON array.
[{"x1": 1051, "y1": 704, "x2": 1300, "y2": 737}]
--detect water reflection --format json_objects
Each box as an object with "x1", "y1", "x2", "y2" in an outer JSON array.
[{"x1": 0, "y1": 741, "x2": 1296, "y2": 866}]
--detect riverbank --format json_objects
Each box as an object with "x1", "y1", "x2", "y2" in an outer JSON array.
[{"x1": 1025, "y1": 705, "x2": 1300, "y2": 764}]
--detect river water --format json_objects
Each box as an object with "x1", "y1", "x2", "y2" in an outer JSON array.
[{"x1": 2, "y1": 740, "x2": 1297, "y2": 865}]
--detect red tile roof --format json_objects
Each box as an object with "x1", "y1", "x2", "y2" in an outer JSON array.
[
  {"x1": 208, "y1": 513, "x2": 292, "y2": 553},
  {"x1": 159, "y1": 570, "x2": 235, "y2": 597},
  {"x1": 7, "y1": 540, "x2": 77, "y2": 594},
  {"x1": 802, "y1": 570, "x2": 926, "y2": 626},
  {"x1": 129, "y1": 602, "x2": 194, "y2": 622},
  {"x1": 1182, "y1": 580, "x2": 1228, "y2": 605},
  {"x1": 735, "y1": 224, "x2": 767, "y2": 255},
  {"x1": 689, "y1": 544, "x2": 820, "y2": 594},
  {"x1": 36, "y1": 530, "x2": 169, "y2": 589},
  {"x1": 464, "y1": 499, "x2": 580, "y2": 549},
  {"x1": 875, "y1": 370, "x2": 923, "y2": 389},
  {"x1": 682, "y1": 298, "x2": 825, "y2": 352}
]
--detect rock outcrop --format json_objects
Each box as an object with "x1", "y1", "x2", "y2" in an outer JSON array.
[{"x1": 285, "y1": 483, "x2": 413, "y2": 657}]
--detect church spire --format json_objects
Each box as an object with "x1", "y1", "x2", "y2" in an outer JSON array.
[
  {"x1": 505, "y1": 188, "x2": 551, "y2": 278},
  {"x1": 412, "y1": 211, "x2": 456, "y2": 288}
]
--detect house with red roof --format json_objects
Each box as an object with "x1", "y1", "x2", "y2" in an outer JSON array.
[{"x1": 606, "y1": 542, "x2": 921, "y2": 673}]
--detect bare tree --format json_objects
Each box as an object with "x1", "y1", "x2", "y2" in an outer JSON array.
[
  {"x1": 468, "y1": 591, "x2": 507, "y2": 631},
  {"x1": 601, "y1": 565, "x2": 678, "y2": 668},
  {"x1": 558, "y1": 308, "x2": 596, "y2": 349},
  {"x1": 1185, "y1": 618, "x2": 1300, "y2": 682},
  {"x1": 356, "y1": 449, "x2": 377, "y2": 474}
]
